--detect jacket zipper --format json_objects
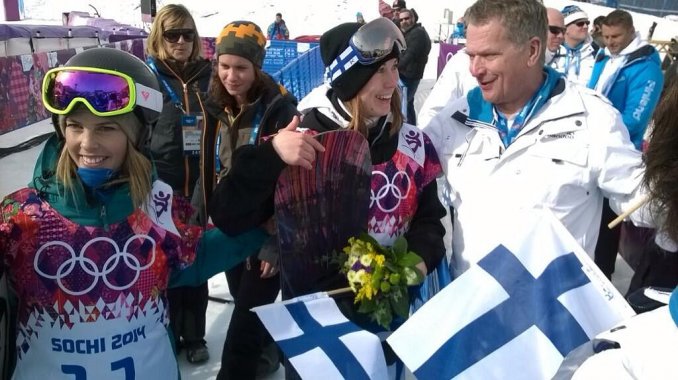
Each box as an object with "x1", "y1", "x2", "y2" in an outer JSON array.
[
  {"x1": 160, "y1": 61, "x2": 209, "y2": 197},
  {"x1": 101, "y1": 204, "x2": 109, "y2": 232}
]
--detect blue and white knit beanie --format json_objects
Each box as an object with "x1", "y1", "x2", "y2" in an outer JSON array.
[{"x1": 561, "y1": 5, "x2": 589, "y2": 26}]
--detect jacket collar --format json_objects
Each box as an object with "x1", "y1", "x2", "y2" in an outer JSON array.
[
  {"x1": 460, "y1": 76, "x2": 588, "y2": 156},
  {"x1": 30, "y1": 135, "x2": 136, "y2": 226},
  {"x1": 466, "y1": 67, "x2": 566, "y2": 129}
]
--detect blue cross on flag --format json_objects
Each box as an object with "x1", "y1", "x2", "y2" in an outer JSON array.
[
  {"x1": 252, "y1": 294, "x2": 388, "y2": 380},
  {"x1": 387, "y1": 210, "x2": 635, "y2": 379}
]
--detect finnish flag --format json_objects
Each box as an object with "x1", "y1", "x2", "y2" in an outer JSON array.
[
  {"x1": 252, "y1": 294, "x2": 388, "y2": 380},
  {"x1": 387, "y1": 210, "x2": 635, "y2": 379}
]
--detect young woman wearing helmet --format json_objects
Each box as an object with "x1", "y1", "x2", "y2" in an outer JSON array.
[{"x1": 0, "y1": 47, "x2": 267, "y2": 379}]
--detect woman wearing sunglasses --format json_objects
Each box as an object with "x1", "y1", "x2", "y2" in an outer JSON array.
[
  {"x1": 0, "y1": 47, "x2": 267, "y2": 379},
  {"x1": 196, "y1": 21, "x2": 320, "y2": 379},
  {"x1": 145, "y1": 4, "x2": 213, "y2": 364}
]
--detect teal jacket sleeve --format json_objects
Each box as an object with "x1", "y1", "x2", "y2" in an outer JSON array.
[
  {"x1": 620, "y1": 63, "x2": 663, "y2": 150},
  {"x1": 169, "y1": 227, "x2": 269, "y2": 287}
]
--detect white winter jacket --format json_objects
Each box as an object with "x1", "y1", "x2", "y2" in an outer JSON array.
[
  {"x1": 418, "y1": 49, "x2": 477, "y2": 128},
  {"x1": 551, "y1": 37, "x2": 599, "y2": 86},
  {"x1": 423, "y1": 78, "x2": 646, "y2": 276}
]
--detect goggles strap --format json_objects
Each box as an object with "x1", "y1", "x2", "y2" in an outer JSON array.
[
  {"x1": 326, "y1": 45, "x2": 360, "y2": 83},
  {"x1": 134, "y1": 82, "x2": 163, "y2": 113}
]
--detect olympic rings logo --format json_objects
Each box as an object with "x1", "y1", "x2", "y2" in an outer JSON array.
[
  {"x1": 34, "y1": 235, "x2": 156, "y2": 296},
  {"x1": 370, "y1": 170, "x2": 412, "y2": 213}
]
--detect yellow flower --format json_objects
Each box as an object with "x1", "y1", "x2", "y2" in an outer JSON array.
[
  {"x1": 355, "y1": 269, "x2": 368, "y2": 285},
  {"x1": 347, "y1": 270, "x2": 357, "y2": 283},
  {"x1": 359, "y1": 254, "x2": 373, "y2": 267},
  {"x1": 350, "y1": 239, "x2": 368, "y2": 257},
  {"x1": 374, "y1": 254, "x2": 386, "y2": 266},
  {"x1": 357, "y1": 282, "x2": 376, "y2": 301}
]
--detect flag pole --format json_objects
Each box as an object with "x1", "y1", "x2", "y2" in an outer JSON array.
[
  {"x1": 276, "y1": 287, "x2": 354, "y2": 307},
  {"x1": 326, "y1": 287, "x2": 353, "y2": 296},
  {"x1": 607, "y1": 194, "x2": 649, "y2": 229}
]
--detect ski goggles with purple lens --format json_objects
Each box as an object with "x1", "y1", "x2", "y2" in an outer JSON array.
[
  {"x1": 42, "y1": 66, "x2": 162, "y2": 117},
  {"x1": 326, "y1": 17, "x2": 407, "y2": 82}
]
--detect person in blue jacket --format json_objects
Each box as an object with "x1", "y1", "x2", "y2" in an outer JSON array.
[
  {"x1": 587, "y1": 10, "x2": 663, "y2": 281},
  {"x1": 267, "y1": 13, "x2": 290, "y2": 40},
  {"x1": 587, "y1": 9, "x2": 663, "y2": 151}
]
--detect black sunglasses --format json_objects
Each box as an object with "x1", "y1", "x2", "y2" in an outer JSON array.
[
  {"x1": 574, "y1": 20, "x2": 590, "y2": 27},
  {"x1": 548, "y1": 25, "x2": 565, "y2": 35},
  {"x1": 163, "y1": 29, "x2": 195, "y2": 43}
]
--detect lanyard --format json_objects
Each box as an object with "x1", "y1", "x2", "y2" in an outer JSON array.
[
  {"x1": 248, "y1": 104, "x2": 264, "y2": 145},
  {"x1": 215, "y1": 104, "x2": 264, "y2": 173},
  {"x1": 146, "y1": 57, "x2": 185, "y2": 113},
  {"x1": 494, "y1": 72, "x2": 554, "y2": 147},
  {"x1": 563, "y1": 42, "x2": 584, "y2": 77}
]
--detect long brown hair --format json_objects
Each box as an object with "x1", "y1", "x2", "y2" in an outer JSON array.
[
  {"x1": 644, "y1": 80, "x2": 678, "y2": 241},
  {"x1": 343, "y1": 87, "x2": 404, "y2": 138},
  {"x1": 146, "y1": 4, "x2": 203, "y2": 61},
  {"x1": 207, "y1": 64, "x2": 272, "y2": 114},
  {"x1": 56, "y1": 112, "x2": 152, "y2": 209}
]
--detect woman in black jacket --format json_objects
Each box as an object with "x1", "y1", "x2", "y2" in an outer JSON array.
[
  {"x1": 145, "y1": 4, "x2": 212, "y2": 364},
  {"x1": 210, "y1": 17, "x2": 446, "y2": 377},
  {"x1": 199, "y1": 21, "x2": 323, "y2": 379}
]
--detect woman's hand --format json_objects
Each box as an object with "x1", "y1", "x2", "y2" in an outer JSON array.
[
  {"x1": 272, "y1": 116, "x2": 325, "y2": 170},
  {"x1": 416, "y1": 261, "x2": 428, "y2": 277},
  {"x1": 260, "y1": 260, "x2": 278, "y2": 279}
]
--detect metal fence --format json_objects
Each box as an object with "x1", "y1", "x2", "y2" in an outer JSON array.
[
  {"x1": 269, "y1": 45, "x2": 324, "y2": 102},
  {"x1": 589, "y1": 0, "x2": 678, "y2": 18}
]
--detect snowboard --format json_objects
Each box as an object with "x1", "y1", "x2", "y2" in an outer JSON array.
[{"x1": 275, "y1": 130, "x2": 371, "y2": 299}]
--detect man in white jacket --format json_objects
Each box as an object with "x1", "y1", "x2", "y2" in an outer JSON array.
[
  {"x1": 545, "y1": 7, "x2": 565, "y2": 67},
  {"x1": 551, "y1": 5, "x2": 599, "y2": 85},
  {"x1": 422, "y1": 0, "x2": 646, "y2": 277}
]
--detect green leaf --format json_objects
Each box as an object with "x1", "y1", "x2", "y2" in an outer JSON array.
[
  {"x1": 392, "y1": 236, "x2": 408, "y2": 255},
  {"x1": 403, "y1": 267, "x2": 424, "y2": 286},
  {"x1": 357, "y1": 298, "x2": 376, "y2": 313},
  {"x1": 358, "y1": 232, "x2": 380, "y2": 248},
  {"x1": 397, "y1": 252, "x2": 423, "y2": 268},
  {"x1": 390, "y1": 288, "x2": 410, "y2": 318},
  {"x1": 372, "y1": 266, "x2": 384, "y2": 285},
  {"x1": 373, "y1": 301, "x2": 392, "y2": 330},
  {"x1": 384, "y1": 261, "x2": 399, "y2": 273}
]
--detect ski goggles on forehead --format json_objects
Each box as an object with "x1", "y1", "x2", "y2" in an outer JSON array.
[
  {"x1": 42, "y1": 66, "x2": 162, "y2": 117},
  {"x1": 326, "y1": 17, "x2": 406, "y2": 83}
]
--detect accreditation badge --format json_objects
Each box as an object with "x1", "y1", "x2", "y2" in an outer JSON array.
[{"x1": 181, "y1": 113, "x2": 203, "y2": 156}]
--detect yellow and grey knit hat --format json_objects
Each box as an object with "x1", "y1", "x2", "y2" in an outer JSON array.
[{"x1": 216, "y1": 21, "x2": 267, "y2": 67}]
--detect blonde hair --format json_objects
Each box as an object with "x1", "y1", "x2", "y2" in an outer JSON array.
[
  {"x1": 146, "y1": 4, "x2": 203, "y2": 61},
  {"x1": 56, "y1": 111, "x2": 152, "y2": 209},
  {"x1": 344, "y1": 88, "x2": 404, "y2": 137}
]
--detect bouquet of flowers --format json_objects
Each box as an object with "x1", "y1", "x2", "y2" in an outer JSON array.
[{"x1": 341, "y1": 233, "x2": 424, "y2": 329}]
